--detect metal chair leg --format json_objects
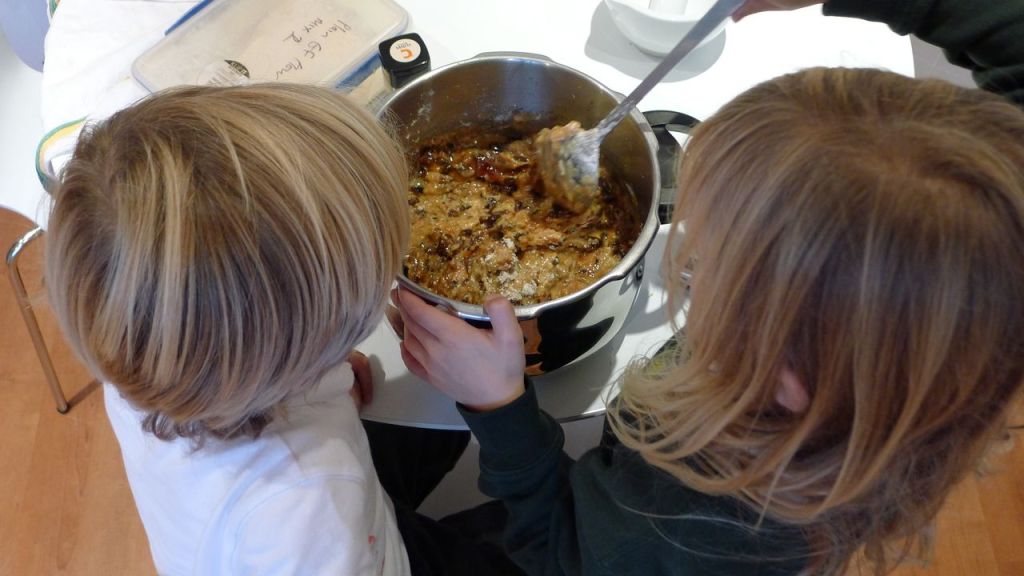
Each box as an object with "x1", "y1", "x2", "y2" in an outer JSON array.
[{"x1": 6, "y1": 227, "x2": 69, "y2": 413}]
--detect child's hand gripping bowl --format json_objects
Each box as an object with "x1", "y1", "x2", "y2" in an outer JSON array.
[{"x1": 395, "y1": 289, "x2": 526, "y2": 412}]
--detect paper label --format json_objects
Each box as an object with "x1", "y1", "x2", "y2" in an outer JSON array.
[
  {"x1": 196, "y1": 60, "x2": 252, "y2": 86},
  {"x1": 389, "y1": 38, "x2": 421, "y2": 63}
]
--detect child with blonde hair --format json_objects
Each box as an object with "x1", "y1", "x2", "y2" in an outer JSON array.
[
  {"x1": 46, "y1": 84, "x2": 411, "y2": 575},
  {"x1": 395, "y1": 0, "x2": 1024, "y2": 574}
]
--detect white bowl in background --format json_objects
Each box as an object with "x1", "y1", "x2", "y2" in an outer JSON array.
[{"x1": 604, "y1": 0, "x2": 728, "y2": 56}]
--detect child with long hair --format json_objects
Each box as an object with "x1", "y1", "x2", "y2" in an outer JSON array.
[
  {"x1": 395, "y1": 0, "x2": 1024, "y2": 574},
  {"x1": 45, "y1": 84, "x2": 411, "y2": 574}
]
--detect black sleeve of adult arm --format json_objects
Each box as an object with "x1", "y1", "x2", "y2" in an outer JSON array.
[{"x1": 825, "y1": 0, "x2": 1024, "y2": 105}]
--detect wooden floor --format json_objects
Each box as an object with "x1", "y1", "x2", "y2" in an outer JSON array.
[{"x1": 2, "y1": 208, "x2": 1022, "y2": 576}]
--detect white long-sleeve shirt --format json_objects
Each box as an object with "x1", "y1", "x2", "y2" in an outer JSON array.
[{"x1": 104, "y1": 363, "x2": 409, "y2": 575}]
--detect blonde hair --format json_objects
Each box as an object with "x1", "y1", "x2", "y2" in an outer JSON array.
[
  {"x1": 46, "y1": 84, "x2": 409, "y2": 443},
  {"x1": 612, "y1": 68, "x2": 1024, "y2": 574}
]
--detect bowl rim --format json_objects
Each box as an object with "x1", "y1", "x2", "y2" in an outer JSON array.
[{"x1": 377, "y1": 52, "x2": 662, "y2": 320}]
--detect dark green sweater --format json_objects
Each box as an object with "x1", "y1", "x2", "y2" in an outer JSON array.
[
  {"x1": 825, "y1": 0, "x2": 1024, "y2": 105},
  {"x1": 459, "y1": 2, "x2": 1024, "y2": 575},
  {"x1": 461, "y1": 384, "x2": 806, "y2": 575}
]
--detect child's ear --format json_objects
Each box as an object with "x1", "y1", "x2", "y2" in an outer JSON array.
[{"x1": 776, "y1": 366, "x2": 810, "y2": 414}]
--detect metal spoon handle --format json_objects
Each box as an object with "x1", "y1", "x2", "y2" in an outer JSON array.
[{"x1": 594, "y1": 0, "x2": 746, "y2": 138}]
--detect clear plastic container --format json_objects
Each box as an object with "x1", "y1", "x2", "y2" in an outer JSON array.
[{"x1": 132, "y1": 0, "x2": 408, "y2": 91}]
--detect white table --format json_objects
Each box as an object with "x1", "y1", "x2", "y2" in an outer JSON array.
[
  {"x1": 359, "y1": 0, "x2": 914, "y2": 428},
  {"x1": 41, "y1": 0, "x2": 914, "y2": 429}
]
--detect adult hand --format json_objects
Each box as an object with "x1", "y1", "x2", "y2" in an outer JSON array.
[
  {"x1": 396, "y1": 289, "x2": 526, "y2": 412},
  {"x1": 348, "y1": 350, "x2": 373, "y2": 409},
  {"x1": 734, "y1": 0, "x2": 823, "y2": 22}
]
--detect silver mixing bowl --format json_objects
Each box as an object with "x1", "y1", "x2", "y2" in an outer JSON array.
[{"x1": 378, "y1": 53, "x2": 662, "y2": 374}]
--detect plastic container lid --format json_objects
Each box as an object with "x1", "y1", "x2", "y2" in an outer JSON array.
[{"x1": 132, "y1": 0, "x2": 408, "y2": 92}]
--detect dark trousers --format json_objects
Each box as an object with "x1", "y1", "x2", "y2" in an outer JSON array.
[{"x1": 362, "y1": 421, "x2": 525, "y2": 576}]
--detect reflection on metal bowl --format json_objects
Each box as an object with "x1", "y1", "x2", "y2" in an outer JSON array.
[{"x1": 378, "y1": 53, "x2": 662, "y2": 374}]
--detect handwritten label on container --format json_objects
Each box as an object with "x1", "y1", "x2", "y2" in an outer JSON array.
[
  {"x1": 275, "y1": 17, "x2": 353, "y2": 80},
  {"x1": 137, "y1": 0, "x2": 403, "y2": 89}
]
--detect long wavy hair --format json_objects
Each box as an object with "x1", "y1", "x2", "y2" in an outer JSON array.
[
  {"x1": 46, "y1": 84, "x2": 409, "y2": 444},
  {"x1": 611, "y1": 68, "x2": 1024, "y2": 574}
]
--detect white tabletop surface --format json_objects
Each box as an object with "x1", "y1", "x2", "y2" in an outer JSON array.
[
  {"x1": 41, "y1": 0, "x2": 914, "y2": 429},
  {"x1": 358, "y1": 0, "x2": 914, "y2": 429}
]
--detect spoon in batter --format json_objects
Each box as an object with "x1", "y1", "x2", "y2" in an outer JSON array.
[{"x1": 534, "y1": 0, "x2": 745, "y2": 213}]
